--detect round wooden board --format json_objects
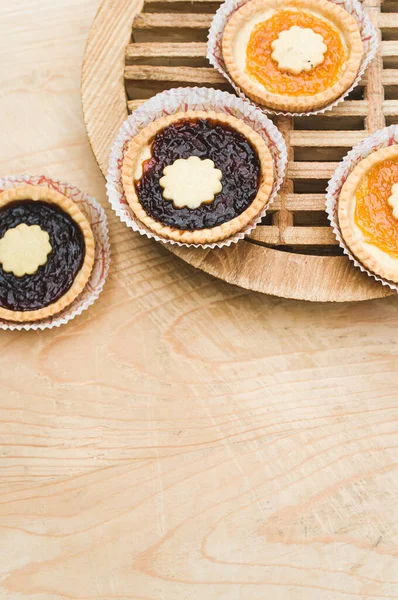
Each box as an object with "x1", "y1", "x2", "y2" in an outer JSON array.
[{"x1": 81, "y1": 0, "x2": 393, "y2": 302}]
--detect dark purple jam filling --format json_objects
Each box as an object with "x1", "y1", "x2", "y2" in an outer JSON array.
[
  {"x1": 0, "y1": 200, "x2": 85, "y2": 312},
  {"x1": 135, "y1": 118, "x2": 261, "y2": 230}
]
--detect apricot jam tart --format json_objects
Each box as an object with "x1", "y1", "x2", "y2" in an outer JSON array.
[
  {"x1": 222, "y1": 0, "x2": 364, "y2": 113},
  {"x1": 338, "y1": 146, "x2": 398, "y2": 283},
  {"x1": 0, "y1": 186, "x2": 95, "y2": 322},
  {"x1": 121, "y1": 110, "x2": 274, "y2": 244}
]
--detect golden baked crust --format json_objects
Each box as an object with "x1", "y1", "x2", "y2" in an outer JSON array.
[
  {"x1": 121, "y1": 110, "x2": 274, "y2": 244},
  {"x1": 338, "y1": 146, "x2": 398, "y2": 283},
  {"x1": 0, "y1": 185, "x2": 95, "y2": 322},
  {"x1": 222, "y1": 0, "x2": 364, "y2": 113}
]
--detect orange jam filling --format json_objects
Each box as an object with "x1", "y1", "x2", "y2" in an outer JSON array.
[
  {"x1": 246, "y1": 10, "x2": 347, "y2": 96},
  {"x1": 355, "y1": 158, "x2": 398, "y2": 258}
]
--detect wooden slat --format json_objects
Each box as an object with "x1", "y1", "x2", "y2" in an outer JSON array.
[
  {"x1": 249, "y1": 226, "x2": 338, "y2": 246},
  {"x1": 129, "y1": 99, "x2": 366, "y2": 118},
  {"x1": 132, "y1": 13, "x2": 213, "y2": 40},
  {"x1": 320, "y1": 100, "x2": 367, "y2": 117},
  {"x1": 127, "y1": 69, "x2": 381, "y2": 88},
  {"x1": 272, "y1": 116, "x2": 294, "y2": 235},
  {"x1": 364, "y1": 0, "x2": 385, "y2": 131},
  {"x1": 384, "y1": 99, "x2": 398, "y2": 115},
  {"x1": 290, "y1": 130, "x2": 366, "y2": 147},
  {"x1": 133, "y1": 13, "x2": 212, "y2": 29},
  {"x1": 144, "y1": 0, "x2": 220, "y2": 5},
  {"x1": 288, "y1": 162, "x2": 337, "y2": 179},
  {"x1": 381, "y1": 41, "x2": 398, "y2": 57},
  {"x1": 283, "y1": 227, "x2": 338, "y2": 246},
  {"x1": 379, "y1": 13, "x2": 398, "y2": 30},
  {"x1": 249, "y1": 226, "x2": 280, "y2": 245},
  {"x1": 124, "y1": 65, "x2": 226, "y2": 84},
  {"x1": 282, "y1": 194, "x2": 326, "y2": 212},
  {"x1": 128, "y1": 97, "x2": 393, "y2": 122},
  {"x1": 361, "y1": 71, "x2": 398, "y2": 86},
  {"x1": 126, "y1": 42, "x2": 206, "y2": 61},
  {"x1": 128, "y1": 98, "x2": 369, "y2": 117},
  {"x1": 143, "y1": 0, "x2": 221, "y2": 11},
  {"x1": 133, "y1": 5, "x2": 396, "y2": 31},
  {"x1": 381, "y1": 70, "x2": 398, "y2": 86},
  {"x1": 270, "y1": 194, "x2": 326, "y2": 212}
]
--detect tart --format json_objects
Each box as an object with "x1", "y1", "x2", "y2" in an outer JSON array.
[
  {"x1": 0, "y1": 185, "x2": 95, "y2": 322},
  {"x1": 222, "y1": 0, "x2": 364, "y2": 113},
  {"x1": 338, "y1": 145, "x2": 398, "y2": 283},
  {"x1": 121, "y1": 110, "x2": 274, "y2": 244}
]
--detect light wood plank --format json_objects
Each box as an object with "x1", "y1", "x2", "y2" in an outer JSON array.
[
  {"x1": 284, "y1": 226, "x2": 338, "y2": 245},
  {"x1": 381, "y1": 40, "x2": 398, "y2": 57},
  {"x1": 133, "y1": 12, "x2": 212, "y2": 29},
  {"x1": 382, "y1": 69, "x2": 398, "y2": 86},
  {"x1": 144, "y1": 0, "x2": 220, "y2": 5},
  {"x1": 317, "y1": 100, "x2": 367, "y2": 117},
  {"x1": 288, "y1": 162, "x2": 338, "y2": 179},
  {"x1": 384, "y1": 99, "x2": 398, "y2": 116},
  {"x1": 124, "y1": 66, "x2": 395, "y2": 93},
  {"x1": 128, "y1": 98, "x2": 398, "y2": 118},
  {"x1": 124, "y1": 64, "x2": 226, "y2": 84},
  {"x1": 282, "y1": 194, "x2": 326, "y2": 211},
  {"x1": 126, "y1": 41, "x2": 207, "y2": 61},
  {"x1": 249, "y1": 226, "x2": 338, "y2": 246},
  {"x1": 365, "y1": 0, "x2": 386, "y2": 131},
  {"x1": 126, "y1": 40, "x2": 398, "y2": 63},
  {"x1": 379, "y1": 12, "x2": 398, "y2": 30},
  {"x1": 143, "y1": 0, "x2": 221, "y2": 11},
  {"x1": 290, "y1": 130, "x2": 366, "y2": 147},
  {"x1": 128, "y1": 98, "x2": 369, "y2": 117},
  {"x1": 248, "y1": 225, "x2": 280, "y2": 245}
]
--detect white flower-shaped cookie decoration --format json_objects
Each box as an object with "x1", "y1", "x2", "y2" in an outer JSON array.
[
  {"x1": 387, "y1": 183, "x2": 398, "y2": 220},
  {"x1": 159, "y1": 156, "x2": 223, "y2": 209},
  {"x1": 271, "y1": 26, "x2": 327, "y2": 75},
  {"x1": 0, "y1": 223, "x2": 52, "y2": 277}
]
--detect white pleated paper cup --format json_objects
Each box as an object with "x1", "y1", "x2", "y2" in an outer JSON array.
[
  {"x1": 326, "y1": 125, "x2": 398, "y2": 293},
  {"x1": 0, "y1": 174, "x2": 111, "y2": 331},
  {"x1": 207, "y1": 0, "x2": 377, "y2": 117},
  {"x1": 106, "y1": 86, "x2": 287, "y2": 249}
]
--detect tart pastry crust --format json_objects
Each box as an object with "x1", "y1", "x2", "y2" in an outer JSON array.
[
  {"x1": 222, "y1": 0, "x2": 364, "y2": 113},
  {"x1": 0, "y1": 185, "x2": 95, "y2": 322},
  {"x1": 122, "y1": 110, "x2": 275, "y2": 244},
  {"x1": 338, "y1": 146, "x2": 398, "y2": 283}
]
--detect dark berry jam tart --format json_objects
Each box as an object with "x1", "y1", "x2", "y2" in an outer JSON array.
[
  {"x1": 121, "y1": 110, "x2": 274, "y2": 244},
  {"x1": 0, "y1": 185, "x2": 95, "y2": 323}
]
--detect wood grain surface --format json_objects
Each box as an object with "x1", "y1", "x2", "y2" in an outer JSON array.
[{"x1": 1, "y1": 1, "x2": 398, "y2": 599}]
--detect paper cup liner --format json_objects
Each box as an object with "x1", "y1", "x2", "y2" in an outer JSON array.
[
  {"x1": 106, "y1": 86, "x2": 287, "y2": 249},
  {"x1": 207, "y1": 0, "x2": 378, "y2": 117},
  {"x1": 0, "y1": 174, "x2": 111, "y2": 331},
  {"x1": 326, "y1": 125, "x2": 398, "y2": 294}
]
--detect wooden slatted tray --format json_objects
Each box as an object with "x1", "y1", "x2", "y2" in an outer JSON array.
[{"x1": 82, "y1": 0, "x2": 398, "y2": 301}]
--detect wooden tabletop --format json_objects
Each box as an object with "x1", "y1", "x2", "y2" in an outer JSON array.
[{"x1": 1, "y1": 1, "x2": 398, "y2": 598}]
